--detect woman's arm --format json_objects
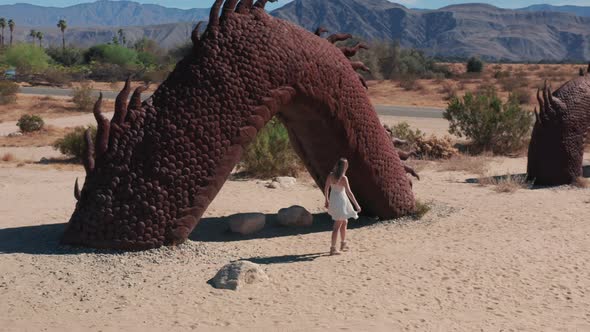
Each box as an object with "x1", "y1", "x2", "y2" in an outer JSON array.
[
  {"x1": 343, "y1": 176, "x2": 361, "y2": 211},
  {"x1": 324, "y1": 175, "x2": 332, "y2": 208}
]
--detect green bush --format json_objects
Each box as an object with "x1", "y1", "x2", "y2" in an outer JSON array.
[
  {"x1": 17, "y1": 114, "x2": 44, "y2": 133},
  {"x1": 385, "y1": 122, "x2": 424, "y2": 143},
  {"x1": 2, "y1": 44, "x2": 50, "y2": 74},
  {"x1": 71, "y1": 82, "x2": 95, "y2": 112},
  {"x1": 53, "y1": 126, "x2": 97, "y2": 160},
  {"x1": 443, "y1": 88, "x2": 533, "y2": 154},
  {"x1": 240, "y1": 118, "x2": 303, "y2": 178},
  {"x1": 0, "y1": 80, "x2": 19, "y2": 104},
  {"x1": 84, "y1": 44, "x2": 138, "y2": 66},
  {"x1": 466, "y1": 57, "x2": 484, "y2": 73},
  {"x1": 46, "y1": 47, "x2": 84, "y2": 66}
]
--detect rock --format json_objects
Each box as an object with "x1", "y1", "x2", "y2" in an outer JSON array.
[
  {"x1": 266, "y1": 181, "x2": 280, "y2": 189},
  {"x1": 227, "y1": 213, "x2": 266, "y2": 235},
  {"x1": 8, "y1": 132, "x2": 22, "y2": 137},
  {"x1": 277, "y1": 205, "x2": 313, "y2": 227},
  {"x1": 210, "y1": 261, "x2": 269, "y2": 290},
  {"x1": 275, "y1": 176, "x2": 296, "y2": 187},
  {"x1": 39, "y1": 157, "x2": 50, "y2": 164}
]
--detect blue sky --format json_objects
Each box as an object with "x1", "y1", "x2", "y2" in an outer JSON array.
[{"x1": 0, "y1": 0, "x2": 588, "y2": 9}]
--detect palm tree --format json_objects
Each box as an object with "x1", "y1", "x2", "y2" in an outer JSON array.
[
  {"x1": 8, "y1": 19, "x2": 14, "y2": 47},
  {"x1": 0, "y1": 18, "x2": 6, "y2": 48},
  {"x1": 35, "y1": 31, "x2": 43, "y2": 48},
  {"x1": 29, "y1": 29, "x2": 37, "y2": 45},
  {"x1": 117, "y1": 29, "x2": 126, "y2": 46},
  {"x1": 57, "y1": 19, "x2": 67, "y2": 51}
]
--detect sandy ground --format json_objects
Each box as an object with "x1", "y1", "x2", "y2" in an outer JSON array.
[{"x1": 1, "y1": 151, "x2": 589, "y2": 331}]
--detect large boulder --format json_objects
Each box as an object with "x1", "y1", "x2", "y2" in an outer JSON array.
[
  {"x1": 227, "y1": 213, "x2": 266, "y2": 235},
  {"x1": 210, "y1": 261, "x2": 269, "y2": 290},
  {"x1": 277, "y1": 205, "x2": 313, "y2": 227}
]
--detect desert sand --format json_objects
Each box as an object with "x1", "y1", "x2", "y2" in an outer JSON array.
[
  {"x1": 1, "y1": 79, "x2": 590, "y2": 331},
  {"x1": 1, "y1": 133, "x2": 589, "y2": 331}
]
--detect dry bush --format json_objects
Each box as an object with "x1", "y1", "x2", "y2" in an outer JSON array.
[
  {"x1": 385, "y1": 122, "x2": 458, "y2": 160},
  {"x1": 398, "y1": 77, "x2": 425, "y2": 91},
  {"x1": 513, "y1": 88, "x2": 531, "y2": 105},
  {"x1": 437, "y1": 154, "x2": 490, "y2": 175},
  {"x1": 572, "y1": 177, "x2": 589, "y2": 188},
  {"x1": 415, "y1": 135, "x2": 458, "y2": 159},
  {"x1": 0, "y1": 80, "x2": 19, "y2": 105},
  {"x1": 498, "y1": 76, "x2": 530, "y2": 92},
  {"x1": 1, "y1": 153, "x2": 16, "y2": 162},
  {"x1": 478, "y1": 174, "x2": 528, "y2": 193},
  {"x1": 438, "y1": 81, "x2": 457, "y2": 101},
  {"x1": 71, "y1": 82, "x2": 95, "y2": 112}
]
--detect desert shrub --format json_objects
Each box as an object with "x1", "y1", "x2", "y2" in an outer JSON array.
[
  {"x1": 412, "y1": 200, "x2": 431, "y2": 219},
  {"x1": 529, "y1": 64, "x2": 541, "y2": 71},
  {"x1": 439, "y1": 81, "x2": 457, "y2": 100},
  {"x1": 466, "y1": 57, "x2": 484, "y2": 73},
  {"x1": 40, "y1": 67, "x2": 74, "y2": 86},
  {"x1": 84, "y1": 44, "x2": 138, "y2": 66},
  {"x1": 53, "y1": 126, "x2": 97, "y2": 160},
  {"x1": 46, "y1": 47, "x2": 84, "y2": 66},
  {"x1": 384, "y1": 122, "x2": 457, "y2": 159},
  {"x1": 17, "y1": 114, "x2": 44, "y2": 133},
  {"x1": 414, "y1": 135, "x2": 458, "y2": 159},
  {"x1": 0, "y1": 80, "x2": 19, "y2": 104},
  {"x1": 498, "y1": 76, "x2": 529, "y2": 92},
  {"x1": 478, "y1": 174, "x2": 529, "y2": 193},
  {"x1": 398, "y1": 76, "x2": 424, "y2": 91},
  {"x1": 2, "y1": 44, "x2": 50, "y2": 74},
  {"x1": 444, "y1": 88, "x2": 534, "y2": 154},
  {"x1": 513, "y1": 88, "x2": 531, "y2": 105},
  {"x1": 240, "y1": 118, "x2": 303, "y2": 178},
  {"x1": 71, "y1": 82, "x2": 95, "y2": 112}
]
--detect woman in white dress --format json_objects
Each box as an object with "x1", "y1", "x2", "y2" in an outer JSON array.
[{"x1": 324, "y1": 158, "x2": 361, "y2": 255}]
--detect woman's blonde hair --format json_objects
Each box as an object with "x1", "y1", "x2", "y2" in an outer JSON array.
[{"x1": 332, "y1": 158, "x2": 348, "y2": 180}]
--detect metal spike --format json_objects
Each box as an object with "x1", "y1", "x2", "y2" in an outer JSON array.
[
  {"x1": 112, "y1": 77, "x2": 132, "y2": 126},
  {"x1": 191, "y1": 21, "x2": 204, "y2": 45},
  {"x1": 209, "y1": 0, "x2": 224, "y2": 28},
  {"x1": 236, "y1": 0, "x2": 253, "y2": 14},
  {"x1": 327, "y1": 33, "x2": 352, "y2": 44},
  {"x1": 351, "y1": 61, "x2": 370, "y2": 72},
  {"x1": 221, "y1": 0, "x2": 240, "y2": 18},
  {"x1": 254, "y1": 0, "x2": 269, "y2": 9},
  {"x1": 74, "y1": 178, "x2": 81, "y2": 201},
  {"x1": 315, "y1": 27, "x2": 328, "y2": 36},
  {"x1": 83, "y1": 128, "x2": 95, "y2": 174},
  {"x1": 93, "y1": 93, "x2": 110, "y2": 157}
]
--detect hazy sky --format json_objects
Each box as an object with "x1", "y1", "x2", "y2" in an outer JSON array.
[{"x1": 0, "y1": 0, "x2": 588, "y2": 9}]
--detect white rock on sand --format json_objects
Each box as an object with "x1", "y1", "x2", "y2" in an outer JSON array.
[
  {"x1": 277, "y1": 205, "x2": 313, "y2": 227},
  {"x1": 210, "y1": 261, "x2": 269, "y2": 290},
  {"x1": 267, "y1": 176, "x2": 297, "y2": 189},
  {"x1": 227, "y1": 213, "x2": 266, "y2": 235}
]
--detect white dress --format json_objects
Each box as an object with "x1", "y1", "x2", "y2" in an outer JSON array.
[{"x1": 328, "y1": 183, "x2": 359, "y2": 221}]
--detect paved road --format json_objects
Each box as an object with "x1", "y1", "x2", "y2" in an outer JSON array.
[{"x1": 20, "y1": 86, "x2": 445, "y2": 119}]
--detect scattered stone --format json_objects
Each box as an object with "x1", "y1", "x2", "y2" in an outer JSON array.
[
  {"x1": 275, "y1": 176, "x2": 296, "y2": 187},
  {"x1": 266, "y1": 181, "x2": 280, "y2": 189},
  {"x1": 210, "y1": 261, "x2": 269, "y2": 290},
  {"x1": 277, "y1": 205, "x2": 313, "y2": 227},
  {"x1": 8, "y1": 132, "x2": 22, "y2": 137},
  {"x1": 227, "y1": 213, "x2": 266, "y2": 235},
  {"x1": 39, "y1": 157, "x2": 50, "y2": 164}
]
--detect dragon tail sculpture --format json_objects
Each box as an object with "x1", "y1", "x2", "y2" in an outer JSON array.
[
  {"x1": 527, "y1": 76, "x2": 590, "y2": 185},
  {"x1": 61, "y1": 0, "x2": 416, "y2": 250}
]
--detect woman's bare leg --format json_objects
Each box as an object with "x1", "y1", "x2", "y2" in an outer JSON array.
[
  {"x1": 340, "y1": 221, "x2": 347, "y2": 243},
  {"x1": 331, "y1": 220, "x2": 342, "y2": 249}
]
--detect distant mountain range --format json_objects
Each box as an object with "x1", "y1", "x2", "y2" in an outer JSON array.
[
  {"x1": 0, "y1": 0, "x2": 209, "y2": 27},
  {"x1": 518, "y1": 4, "x2": 590, "y2": 17},
  {"x1": 1, "y1": 0, "x2": 589, "y2": 61},
  {"x1": 272, "y1": 0, "x2": 590, "y2": 61}
]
